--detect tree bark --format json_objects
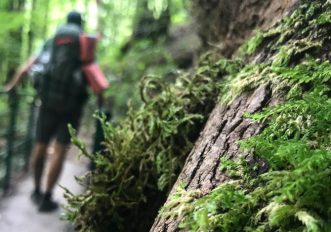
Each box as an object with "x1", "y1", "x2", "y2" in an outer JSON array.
[
  {"x1": 151, "y1": 83, "x2": 273, "y2": 231},
  {"x1": 192, "y1": 0, "x2": 300, "y2": 56},
  {"x1": 151, "y1": 0, "x2": 302, "y2": 231}
]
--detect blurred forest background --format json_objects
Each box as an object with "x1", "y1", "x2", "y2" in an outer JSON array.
[
  {"x1": 0, "y1": 0, "x2": 196, "y2": 120},
  {"x1": 0, "y1": 1, "x2": 200, "y2": 229}
]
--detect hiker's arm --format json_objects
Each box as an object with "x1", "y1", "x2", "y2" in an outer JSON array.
[{"x1": 5, "y1": 55, "x2": 38, "y2": 92}]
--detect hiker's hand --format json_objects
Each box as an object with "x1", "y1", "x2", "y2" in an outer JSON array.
[
  {"x1": 4, "y1": 71, "x2": 26, "y2": 93},
  {"x1": 4, "y1": 71, "x2": 23, "y2": 92},
  {"x1": 4, "y1": 59, "x2": 33, "y2": 93},
  {"x1": 4, "y1": 83, "x2": 15, "y2": 92}
]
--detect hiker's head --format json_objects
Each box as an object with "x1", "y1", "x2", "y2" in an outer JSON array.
[{"x1": 67, "y1": 11, "x2": 83, "y2": 27}]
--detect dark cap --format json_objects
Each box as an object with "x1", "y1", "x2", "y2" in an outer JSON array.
[{"x1": 67, "y1": 11, "x2": 82, "y2": 27}]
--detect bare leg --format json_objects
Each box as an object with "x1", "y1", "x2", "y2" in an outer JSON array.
[
  {"x1": 38, "y1": 142, "x2": 68, "y2": 212},
  {"x1": 31, "y1": 142, "x2": 48, "y2": 193},
  {"x1": 45, "y1": 142, "x2": 68, "y2": 192}
]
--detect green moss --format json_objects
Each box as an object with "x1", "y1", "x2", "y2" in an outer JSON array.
[
  {"x1": 239, "y1": 30, "x2": 265, "y2": 55},
  {"x1": 272, "y1": 40, "x2": 322, "y2": 67},
  {"x1": 316, "y1": 11, "x2": 331, "y2": 25},
  {"x1": 164, "y1": 1, "x2": 331, "y2": 232},
  {"x1": 64, "y1": 54, "x2": 242, "y2": 231},
  {"x1": 170, "y1": 58, "x2": 331, "y2": 232}
]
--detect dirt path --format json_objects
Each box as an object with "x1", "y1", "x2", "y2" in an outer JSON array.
[{"x1": 0, "y1": 132, "x2": 92, "y2": 232}]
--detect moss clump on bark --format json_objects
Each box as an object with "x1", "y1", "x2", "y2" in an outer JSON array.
[{"x1": 162, "y1": 1, "x2": 331, "y2": 231}]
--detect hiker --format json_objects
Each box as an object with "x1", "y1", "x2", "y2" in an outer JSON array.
[{"x1": 5, "y1": 11, "x2": 108, "y2": 212}]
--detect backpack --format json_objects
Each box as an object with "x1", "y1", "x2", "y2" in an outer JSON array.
[
  {"x1": 40, "y1": 24, "x2": 88, "y2": 112},
  {"x1": 29, "y1": 39, "x2": 52, "y2": 92}
]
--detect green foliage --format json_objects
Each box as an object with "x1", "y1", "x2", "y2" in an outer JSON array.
[
  {"x1": 239, "y1": 30, "x2": 264, "y2": 55},
  {"x1": 104, "y1": 39, "x2": 177, "y2": 119},
  {"x1": 0, "y1": 11, "x2": 25, "y2": 83},
  {"x1": 0, "y1": 12, "x2": 25, "y2": 38},
  {"x1": 219, "y1": 63, "x2": 268, "y2": 104},
  {"x1": 65, "y1": 53, "x2": 241, "y2": 231},
  {"x1": 98, "y1": 0, "x2": 190, "y2": 121},
  {"x1": 170, "y1": 62, "x2": 331, "y2": 231},
  {"x1": 180, "y1": 183, "x2": 250, "y2": 232},
  {"x1": 164, "y1": 1, "x2": 331, "y2": 232}
]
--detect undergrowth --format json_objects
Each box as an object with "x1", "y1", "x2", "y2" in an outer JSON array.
[
  {"x1": 162, "y1": 1, "x2": 331, "y2": 232},
  {"x1": 64, "y1": 52, "x2": 243, "y2": 230}
]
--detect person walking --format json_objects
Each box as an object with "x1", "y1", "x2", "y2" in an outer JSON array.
[{"x1": 6, "y1": 10, "x2": 108, "y2": 212}]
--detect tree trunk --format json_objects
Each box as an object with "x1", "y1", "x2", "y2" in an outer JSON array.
[
  {"x1": 151, "y1": 0, "x2": 302, "y2": 231},
  {"x1": 121, "y1": 0, "x2": 170, "y2": 54},
  {"x1": 151, "y1": 83, "x2": 274, "y2": 231},
  {"x1": 192, "y1": 0, "x2": 300, "y2": 56},
  {"x1": 4, "y1": 0, "x2": 25, "y2": 83}
]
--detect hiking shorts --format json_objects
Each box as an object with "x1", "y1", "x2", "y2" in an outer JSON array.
[{"x1": 35, "y1": 105, "x2": 83, "y2": 145}]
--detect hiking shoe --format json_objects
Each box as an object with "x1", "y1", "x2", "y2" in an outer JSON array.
[
  {"x1": 38, "y1": 197, "x2": 59, "y2": 212},
  {"x1": 30, "y1": 191, "x2": 43, "y2": 205}
]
